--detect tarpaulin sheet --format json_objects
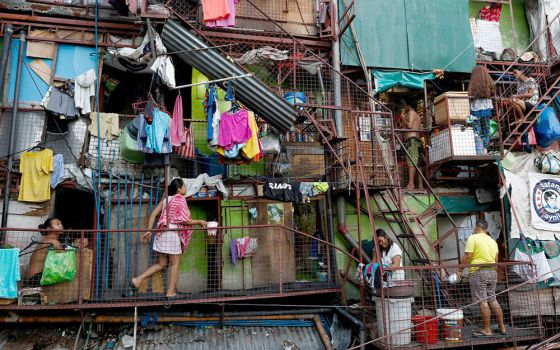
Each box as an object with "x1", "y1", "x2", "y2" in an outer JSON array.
[
  {"x1": 341, "y1": 0, "x2": 476, "y2": 73},
  {"x1": 439, "y1": 195, "x2": 490, "y2": 214},
  {"x1": 372, "y1": 70, "x2": 435, "y2": 93},
  {"x1": 502, "y1": 153, "x2": 559, "y2": 240}
]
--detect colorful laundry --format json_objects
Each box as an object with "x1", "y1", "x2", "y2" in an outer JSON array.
[
  {"x1": 205, "y1": 0, "x2": 239, "y2": 27},
  {"x1": 74, "y1": 69, "x2": 97, "y2": 115},
  {"x1": 235, "y1": 237, "x2": 258, "y2": 258},
  {"x1": 137, "y1": 109, "x2": 172, "y2": 154},
  {"x1": 50, "y1": 154, "x2": 65, "y2": 189},
  {"x1": 170, "y1": 94, "x2": 186, "y2": 147},
  {"x1": 18, "y1": 149, "x2": 54, "y2": 202},
  {"x1": 218, "y1": 108, "x2": 252, "y2": 150},
  {"x1": 0, "y1": 248, "x2": 20, "y2": 299},
  {"x1": 89, "y1": 112, "x2": 121, "y2": 140},
  {"x1": 201, "y1": 0, "x2": 230, "y2": 22}
]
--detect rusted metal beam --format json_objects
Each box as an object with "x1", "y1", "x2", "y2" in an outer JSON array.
[
  {"x1": 0, "y1": 288, "x2": 341, "y2": 311},
  {"x1": 199, "y1": 29, "x2": 331, "y2": 50},
  {"x1": 0, "y1": 12, "x2": 141, "y2": 31}
]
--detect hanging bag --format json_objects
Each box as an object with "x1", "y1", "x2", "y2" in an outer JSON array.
[
  {"x1": 173, "y1": 128, "x2": 195, "y2": 159},
  {"x1": 273, "y1": 147, "x2": 292, "y2": 176},
  {"x1": 40, "y1": 247, "x2": 77, "y2": 286}
]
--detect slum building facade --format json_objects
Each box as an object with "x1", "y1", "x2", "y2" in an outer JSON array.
[{"x1": 0, "y1": 0, "x2": 559, "y2": 349}]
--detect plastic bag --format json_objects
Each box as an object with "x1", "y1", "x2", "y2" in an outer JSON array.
[
  {"x1": 535, "y1": 107, "x2": 560, "y2": 148},
  {"x1": 273, "y1": 147, "x2": 292, "y2": 176},
  {"x1": 40, "y1": 247, "x2": 77, "y2": 286},
  {"x1": 260, "y1": 133, "x2": 281, "y2": 154}
]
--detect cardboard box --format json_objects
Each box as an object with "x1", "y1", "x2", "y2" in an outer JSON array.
[{"x1": 434, "y1": 92, "x2": 470, "y2": 126}]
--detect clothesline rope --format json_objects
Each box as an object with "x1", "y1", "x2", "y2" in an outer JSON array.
[{"x1": 170, "y1": 73, "x2": 253, "y2": 90}]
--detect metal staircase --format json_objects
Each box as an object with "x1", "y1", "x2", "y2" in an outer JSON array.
[
  {"x1": 164, "y1": 0, "x2": 456, "y2": 270},
  {"x1": 496, "y1": 12, "x2": 560, "y2": 152}
]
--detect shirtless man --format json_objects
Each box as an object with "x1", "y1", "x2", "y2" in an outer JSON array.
[
  {"x1": 25, "y1": 218, "x2": 64, "y2": 286},
  {"x1": 402, "y1": 100, "x2": 424, "y2": 191}
]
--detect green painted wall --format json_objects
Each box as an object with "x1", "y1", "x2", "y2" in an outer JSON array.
[
  {"x1": 221, "y1": 200, "x2": 253, "y2": 289},
  {"x1": 178, "y1": 202, "x2": 210, "y2": 292},
  {"x1": 468, "y1": 0, "x2": 530, "y2": 52},
  {"x1": 334, "y1": 194, "x2": 438, "y2": 301}
]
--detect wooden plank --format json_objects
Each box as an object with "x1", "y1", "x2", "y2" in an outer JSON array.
[{"x1": 249, "y1": 201, "x2": 296, "y2": 288}]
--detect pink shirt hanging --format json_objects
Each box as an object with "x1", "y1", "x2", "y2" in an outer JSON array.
[
  {"x1": 170, "y1": 94, "x2": 186, "y2": 147},
  {"x1": 201, "y1": 0, "x2": 230, "y2": 22},
  {"x1": 218, "y1": 108, "x2": 252, "y2": 150},
  {"x1": 206, "y1": 0, "x2": 239, "y2": 28}
]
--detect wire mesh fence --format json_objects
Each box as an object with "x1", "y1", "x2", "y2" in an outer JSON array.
[
  {"x1": 0, "y1": 225, "x2": 339, "y2": 308},
  {"x1": 358, "y1": 263, "x2": 546, "y2": 349}
]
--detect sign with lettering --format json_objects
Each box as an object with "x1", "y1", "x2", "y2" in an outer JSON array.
[{"x1": 530, "y1": 172, "x2": 560, "y2": 230}]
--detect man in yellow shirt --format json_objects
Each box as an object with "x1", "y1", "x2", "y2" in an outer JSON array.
[{"x1": 457, "y1": 219, "x2": 507, "y2": 337}]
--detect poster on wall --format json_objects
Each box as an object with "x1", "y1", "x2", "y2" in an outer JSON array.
[
  {"x1": 529, "y1": 172, "x2": 560, "y2": 231},
  {"x1": 267, "y1": 203, "x2": 285, "y2": 225}
]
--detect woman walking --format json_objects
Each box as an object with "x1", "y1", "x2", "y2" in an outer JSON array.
[{"x1": 131, "y1": 178, "x2": 206, "y2": 298}]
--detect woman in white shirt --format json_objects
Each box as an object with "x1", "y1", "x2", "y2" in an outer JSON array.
[{"x1": 374, "y1": 229, "x2": 405, "y2": 281}]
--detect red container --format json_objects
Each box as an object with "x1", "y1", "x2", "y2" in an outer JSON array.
[{"x1": 412, "y1": 316, "x2": 438, "y2": 344}]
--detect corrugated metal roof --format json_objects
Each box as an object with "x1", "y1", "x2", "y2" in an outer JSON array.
[
  {"x1": 162, "y1": 20, "x2": 296, "y2": 133},
  {"x1": 135, "y1": 325, "x2": 326, "y2": 350}
]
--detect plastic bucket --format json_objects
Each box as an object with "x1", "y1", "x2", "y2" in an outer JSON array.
[
  {"x1": 206, "y1": 221, "x2": 218, "y2": 243},
  {"x1": 436, "y1": 309, "x2": 464, "y2": 342},
  {"x1": 412, "y1": 316, "x2": 438, "y2": 344},
  {"x1": 374, "y1": 297, "x2": 413, "y2": 346}
]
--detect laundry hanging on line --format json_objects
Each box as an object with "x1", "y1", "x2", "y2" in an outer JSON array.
[
  {"x1": 19, "y1": 148, "x2": 54, "y2": 203},
  {"x1": 74, "y1": 69, "x2": 97, "y2": 115},
  {"x1": 89, "y1": 112, "x2": 121, "y2": 140},
  {"x1": 201, "y1": 0, "x2": 239, "y2": 28}
]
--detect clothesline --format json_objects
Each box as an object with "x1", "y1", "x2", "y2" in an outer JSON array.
[
  {"x1": 170, "y1": 73, "x2": 253, "y2": 90},
  {"x1": 165, "y1": 43, "x2": 240, "y2": 56}
]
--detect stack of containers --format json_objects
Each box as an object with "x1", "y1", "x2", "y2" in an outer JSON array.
[{"x1": 429, "y1": 92, "x2": 477, "y2": 163}]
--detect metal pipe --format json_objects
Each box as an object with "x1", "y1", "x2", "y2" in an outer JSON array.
[
  {"x1": 0, "y1": 24, "x2": 13, "y2": 101},
  {"x1": 155, "y1": 308, "x2": 332, "y2": 318},
  {"x1": 1, "y1": 31, "x2": 25, "y2": 231},
  {"x1": 335, "y1": 307, "x2": 366, "y2": 350},
  {"x1": 0, "y1": 314, "x2": 322, "y2": 323}
]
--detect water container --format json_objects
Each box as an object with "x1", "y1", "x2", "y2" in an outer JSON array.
[
  {"x1": 436, "y1": 309, "x2": 464, "y2": 342},
  {"x1": 374, "y1": 297, "x2": 413, "y2": 346}
]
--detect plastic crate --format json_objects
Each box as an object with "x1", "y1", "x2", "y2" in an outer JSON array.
[
  {"x1": 434, "y1": 92, "x2": 470, "y2": 126},
  {"x1": 429, "y1": 126, "x2": 476, "y2": 163}
]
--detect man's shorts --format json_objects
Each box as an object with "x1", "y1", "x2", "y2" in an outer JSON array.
[
  {"x1": 406, "y1": 137, "x2": 421, "y2": 167},
  {"x1": 469, "y1": 269, "x2": 497, "y2": 303}
]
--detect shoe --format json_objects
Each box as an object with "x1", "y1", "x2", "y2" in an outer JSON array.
[{"x1": 472, "y1": 331, "x2": 494, "y2": 338}]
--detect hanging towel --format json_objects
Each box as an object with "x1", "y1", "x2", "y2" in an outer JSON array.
[
  {"x1": 50, "y1": 154, "x2": 65, "y2": 189},
  {"x1": 201, "y1": 0, "x2": 230, "y2": 22},
  {"x1": 230, "y1": 239, "x2": 238, "y2": 265},
  {"x1": 206, "y1": 0, "x2": 239, "y2": 27},
  {"x1": 173, "y1": 128, "x2": 195, "y2": 159},
  {"x1": 74, "y1": 69, "x2": 97, "y2": 115},
  {"x1": 513, "y1": 249, "x2": 554, "y2": 282},
  {"x1": 0, "y1": 248, "x2": 21, "y2": 298},
  {"x1": 171, "y1": 94, "x2": 186, "y2": 147},
  {"x1": 89, "y1": 113, "x2": 120, "y2": 140},
  {"x1": 150, "y1": 56, "x2": 176, "y2": 88},
  {"x1": 236, "y1": 237, "x2": 257, "y2": 258},
  {"x1": 19, "y1": 149, "x2": 54, "y2": 202}
]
